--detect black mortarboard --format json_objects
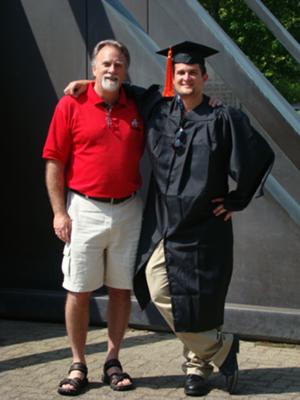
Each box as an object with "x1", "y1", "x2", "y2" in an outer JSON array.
[
  {"x1": 157, "y1": 41, "x2": 219, "y2": 97},
  {"x1": 157, "y1": 41, "x2": 218, "y2": 65}
]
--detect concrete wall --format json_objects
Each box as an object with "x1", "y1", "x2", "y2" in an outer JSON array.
[{"x1": 1, "y1": 0, "x2": 299, "y2": 342}]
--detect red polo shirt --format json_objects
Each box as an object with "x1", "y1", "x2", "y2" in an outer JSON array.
[{"x1": 43, "y1": 83, "x2": 144, "y2": 198}]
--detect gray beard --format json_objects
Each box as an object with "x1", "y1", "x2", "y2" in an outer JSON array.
[{"x1": 101, "y1": 76, "x2": 120, "y2": 92}]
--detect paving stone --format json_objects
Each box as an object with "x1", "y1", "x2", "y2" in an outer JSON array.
[{"x1": 0, "y1": 319, "x2": 300, "y2": 399}]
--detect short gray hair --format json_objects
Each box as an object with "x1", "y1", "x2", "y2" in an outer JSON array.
[{"x1": 91, "y1": 39, "x2": 130, "y2": 67}]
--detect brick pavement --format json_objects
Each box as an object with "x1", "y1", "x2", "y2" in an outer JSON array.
[{"x1": 0, "y1": 319, "x2": 300, "y2": 400}]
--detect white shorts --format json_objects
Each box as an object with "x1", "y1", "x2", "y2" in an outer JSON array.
[{"x1": 62, "y1": 191, "x2": 143, "y2": 292}]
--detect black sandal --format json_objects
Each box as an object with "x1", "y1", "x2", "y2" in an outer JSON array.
[
  {"x1": 102, "y1": 358, "x2": 134, "y2": 391},
  {"x1": 58, "y1": 362, "x2": 88, "y2": 396}
]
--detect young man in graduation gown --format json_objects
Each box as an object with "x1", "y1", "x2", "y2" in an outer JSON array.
[
  {"x1": 64, "y1": 41, "x2": 274, "y2": 396},
  {"x1": 132, "y1": 41, "x2": 274, "y2": 396}
]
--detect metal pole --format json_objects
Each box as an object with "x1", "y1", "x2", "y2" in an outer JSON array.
[{"x1": 245, "y1": 0, "x2": 300, "y2": 64}]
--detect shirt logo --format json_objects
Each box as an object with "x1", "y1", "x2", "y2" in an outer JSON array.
[{"x1": 131, "y1": 119, "x2": 140, "y2": 129}]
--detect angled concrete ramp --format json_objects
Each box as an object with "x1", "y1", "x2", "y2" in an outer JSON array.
[
  {"x1": 1, "y1": 0, "x2": 299, "y2": 343},
  {"x1": 245, "y1": 0, "x2": 300, "y2": 64},
  {"x1": 102, "y1": 0, "x2": 300, "y2": 343}
]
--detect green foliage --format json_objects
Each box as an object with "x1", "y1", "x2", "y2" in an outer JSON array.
[{"x1": 198, "y1": 0, "x2": 300, "y2": 103}]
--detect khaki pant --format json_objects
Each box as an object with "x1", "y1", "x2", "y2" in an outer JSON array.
[{"x1": 145, "y1": 241, "x2": 233, "y2": 378}]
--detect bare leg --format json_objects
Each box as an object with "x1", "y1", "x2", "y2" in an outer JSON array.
[
  {"x1": 61, "y1": 291, "x2": 90, "y2": 391},
  {"x1": 105, "y1": 287, "x2": 131, "y2": 387}
]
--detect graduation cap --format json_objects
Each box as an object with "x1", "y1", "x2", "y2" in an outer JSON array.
[{"x1": 157, "y1": 41, "x2": 219, "y2": 97}]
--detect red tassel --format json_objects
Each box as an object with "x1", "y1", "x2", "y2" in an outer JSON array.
[{"x1": 162, "y1": 47, "x2": 175, "y2": 97}]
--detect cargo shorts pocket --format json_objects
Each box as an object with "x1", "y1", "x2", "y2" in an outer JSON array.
[{"x1": 62, "y1": 244, "x2": 71, "y2": 277}]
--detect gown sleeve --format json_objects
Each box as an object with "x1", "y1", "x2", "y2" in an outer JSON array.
[
  {"x1": 123, "y1": 83, "x2": 162, "y2": 121},
  {"x1": 221, "y1": 106, "x2": 275, "y2": 211}
]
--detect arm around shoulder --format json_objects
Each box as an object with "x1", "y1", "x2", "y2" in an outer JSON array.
[{"x1": 64, "y1": 79, "x2": 93, "y2": 97}]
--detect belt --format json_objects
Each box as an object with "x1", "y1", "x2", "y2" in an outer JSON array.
[{"x1": 70, "y1": 189, "x2": 135, "y2": 204}]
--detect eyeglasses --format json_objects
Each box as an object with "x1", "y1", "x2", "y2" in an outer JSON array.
[{"x1": 173, "y1": 127, "x2": 186, "y2": 150}]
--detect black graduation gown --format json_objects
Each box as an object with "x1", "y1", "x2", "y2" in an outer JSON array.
[{"x1": 133, "y1": 85, "x2": 275, "y2": 332}]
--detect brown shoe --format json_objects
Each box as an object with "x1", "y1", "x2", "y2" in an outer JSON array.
[
  {"x1": 102, "y1": 358, "x2": 134, "y2": 391},
  {"x1": 58, "y1": 362, "x2": 88, "y2": 396}
]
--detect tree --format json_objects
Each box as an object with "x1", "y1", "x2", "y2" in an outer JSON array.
[{"x1": 199, "y1": 0, "x2": 300, "y2": 103}]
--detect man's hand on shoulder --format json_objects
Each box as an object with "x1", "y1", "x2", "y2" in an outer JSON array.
[
  {"x1": 64, "y1": 80, "x2": 92, "y2": 97},
  {"x1": 208, "y1": 96, "x2": 222, "y2": 108}
]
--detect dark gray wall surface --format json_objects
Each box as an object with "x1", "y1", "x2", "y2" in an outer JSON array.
[
  {"x1": 229, "y1": 192, "x2": 300, "y2": 309},
  {"x1": 3, "y1": 0, "x2": 66, "y2": 290},
  {"x1": 2, "y1": 0, "x2": 300, "y2": 342},
  {"x1": 1, "y1": 0, "x2": 158, "y2": 291},
  {"x1": 122, "y1": 0, "x2": 148, "y2": 32},
  {"x1": 105, "y1": 1, "x2": 300, "y2": 313},
  {"x1": 146, "y1": 0, "x2": 300, "y2": 169},
  {"x1": 99, "y1": 0, "x2": 164, "y2": 87},
  {"x1": 2, "y1": 0, "x2": 100, "y2": 290},
  {"x1": 84, "y1": 0, "x2": 300, "y2": 342}
]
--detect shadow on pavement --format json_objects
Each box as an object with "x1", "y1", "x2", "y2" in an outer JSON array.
[
  {"x1": 85, "y1": 370, "x2": 300, "y2": 396},
  {"x1": 211, "y1": 368, "x2": 300, "y2": 395},
  {"x1": 0, "y1": 319, "x2": 68, "y2": 346},
  {"x1": 0, "y1": 322, "x2": 172, "y2": 373}
]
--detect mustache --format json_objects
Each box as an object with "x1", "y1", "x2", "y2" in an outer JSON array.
[{"x1": 103, "y1": 75, "x2": 119, "y2": 81}]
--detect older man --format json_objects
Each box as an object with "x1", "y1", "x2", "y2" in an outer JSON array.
[{"x1": 43, "y1": 40, "x2": 143, "y2": 395}]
